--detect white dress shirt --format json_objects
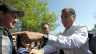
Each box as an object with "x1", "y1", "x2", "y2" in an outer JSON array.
[{"x1": 42, "y1": 24, "x2": 92, "y2": 54}]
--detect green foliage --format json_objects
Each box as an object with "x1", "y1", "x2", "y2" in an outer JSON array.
[{"x1": 0, "y1": 0, "x2": 59, "y2": 33}]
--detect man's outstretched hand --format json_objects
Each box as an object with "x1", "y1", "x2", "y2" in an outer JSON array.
[{"x1": 11, "y1": 31, "x2": 44, "y2": 43}]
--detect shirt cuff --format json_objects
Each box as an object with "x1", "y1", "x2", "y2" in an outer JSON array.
[
  {"x1": 41, "y1": 45, "x2": 57, "y2": 54},
  {"x1": 47, "y1": 35, "x2": 57, "y2": 45}
]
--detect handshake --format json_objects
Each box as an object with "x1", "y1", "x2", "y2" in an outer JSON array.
[{"x1": 12, "y1": 31, "x2": 44, "y2": 54}]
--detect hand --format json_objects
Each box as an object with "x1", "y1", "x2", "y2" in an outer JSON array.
[
  {"x1": 11, "y1": 31, "x2": 44, "y2": 43},
  {"x1": 29, "y1": 49, "x2": 44, "y2": 54}
]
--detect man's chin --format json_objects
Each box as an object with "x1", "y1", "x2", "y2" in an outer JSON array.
[
  {"x1": 12, "y1": 26, "x2": 14, "y2": 29},
  {"x1": 11, "y1": 25, "x2": 15, "y2": 28},
  {"x1": 9, "y1": 26, "x2": 14, "y2": 29}
]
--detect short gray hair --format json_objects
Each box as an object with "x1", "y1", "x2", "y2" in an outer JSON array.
[{"x1": 62, "y1": 8, "x2": 76, "y2": 16}]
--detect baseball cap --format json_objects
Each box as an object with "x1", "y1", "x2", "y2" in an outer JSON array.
[{"x1": 0, "y1": 3, "x2": 24, "y2": 17}]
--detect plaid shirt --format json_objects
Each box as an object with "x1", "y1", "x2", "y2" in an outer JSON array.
[{"x1": 0, "y1": 27, "x2": 16, "y2": 54}]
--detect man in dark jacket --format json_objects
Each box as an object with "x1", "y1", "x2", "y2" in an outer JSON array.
[{"x1": 0, "y1": 3, "x2": 24, "y2": 54}]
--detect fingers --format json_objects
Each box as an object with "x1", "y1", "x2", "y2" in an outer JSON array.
[
  {"x1": 29, "y1": 49, "x2": 37, "y2": 54},
  {"x1": 29, "y1": 49, "x2": 44, "y2": 54}
]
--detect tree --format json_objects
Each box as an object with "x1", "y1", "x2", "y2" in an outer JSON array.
[{"x1": 0, "y1": 0, "x2": 59, "y2": 33}]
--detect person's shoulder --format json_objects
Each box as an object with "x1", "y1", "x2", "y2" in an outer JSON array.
[
  {"x1": 0, "y1": 27, "x2": 9, "y2": 36},
  {"x1": 0, "y1": 27, "x2": 5, "y2": 35},
  {"x1": 73, "y1": 24, "x2": 87, "y2": 28},
  {"x1": 72, "y1": 24, "x2": 88, "y2": 31},
  {"x1": 0, "y1": 27, "x2": 8, "y2": 31},
  {"x1": 0, "y1": 27, "x2": 4, "y2": 29},
  {"x1": 0, "y1": 27, "x2": 5, "y2": 31}
]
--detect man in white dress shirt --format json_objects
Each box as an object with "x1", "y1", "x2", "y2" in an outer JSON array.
[{"x1": 12, "y1": 8, "x2": 92, "y2": 54}]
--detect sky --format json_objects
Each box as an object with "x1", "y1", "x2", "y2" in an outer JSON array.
[{"x1": 46, "y1": 0, "x2": 96, "y2": 34}]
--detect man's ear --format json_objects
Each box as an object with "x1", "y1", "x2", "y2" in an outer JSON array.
[
  {"x1": 72, "y1": 15, "x2": 76, "y2": 21},
  {"x1": 49, "y1": 28, "x2": 51, "y2": 31}
]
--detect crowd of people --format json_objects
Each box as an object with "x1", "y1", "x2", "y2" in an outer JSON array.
[{"x1": 0, "y1": 3, "x2": 96, "y2": 54}]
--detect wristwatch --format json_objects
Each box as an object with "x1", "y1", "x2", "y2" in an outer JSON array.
[{"x1": 43, "y1": 34, "x2": 49, "y2": 43}]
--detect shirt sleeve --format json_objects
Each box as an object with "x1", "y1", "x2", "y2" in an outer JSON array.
[
  {"x1": 47, "y1": 26, "x2": 88, "y2": 49},
  {"x1": 42, "y1": 45, "x2": 57, "y2": 54}
]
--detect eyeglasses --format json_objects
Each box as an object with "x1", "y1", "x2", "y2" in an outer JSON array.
[{"x1": 41, "y1": 27, "x2": 48, "y2": 30}]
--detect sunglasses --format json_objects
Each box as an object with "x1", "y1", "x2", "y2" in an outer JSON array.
[{"x1": 41, "y1": 27, "x2": 48, "y2": 30}]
